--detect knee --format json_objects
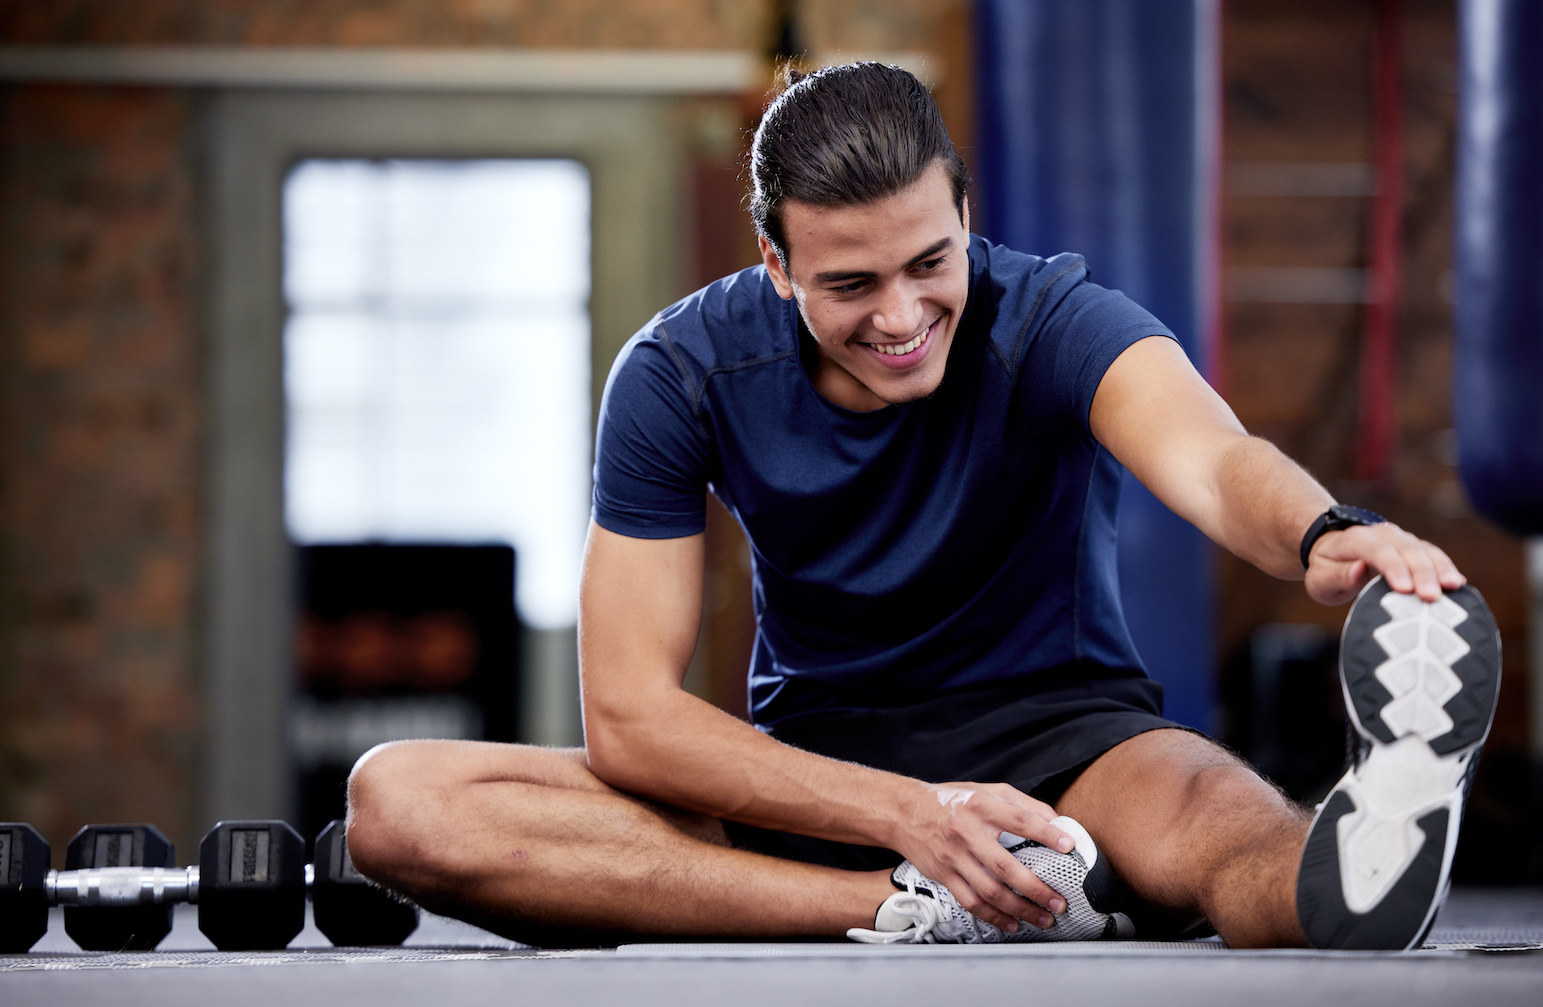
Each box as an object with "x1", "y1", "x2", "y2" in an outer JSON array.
[
  {"x1": 345, "y1": 741, "x2": 450, "y2": 893},
  {"x1": 1179, "y1": 761, "x2": 1273, "y2": 816},
  {"x1": 1168, "y1": 757, "x2": 1308, "y2": 861}
]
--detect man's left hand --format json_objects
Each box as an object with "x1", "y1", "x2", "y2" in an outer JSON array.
[{"x1": 1304, "y1": 521, "x2": 1465, "y2": 606}]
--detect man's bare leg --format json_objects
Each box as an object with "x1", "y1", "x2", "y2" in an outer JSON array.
[
  {"x1": 1056, "y1": 728, "x2": 1310, "y2": 948},
  {"x1": 345, "y1": 739, "x2": 898, "y2": 944}
]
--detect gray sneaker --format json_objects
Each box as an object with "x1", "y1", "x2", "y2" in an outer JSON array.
[
  {"x1": 1296, "y1": 577, "x2": 1501, "y2": 950},
  {"x1": 847, "y1": 815, "x2": 1136, "y2": 944}
]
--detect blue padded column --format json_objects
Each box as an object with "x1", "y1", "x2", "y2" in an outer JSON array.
[
  {"x1": 1456, "y1": 0, "x2": 1543, "y2": 536},
  {"x1": 975, "y1": 0, "x2": 1217, "y2": 729}
]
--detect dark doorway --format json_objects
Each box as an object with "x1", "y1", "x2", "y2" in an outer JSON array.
[{"x1": 292, "y1": 544, "x2": 520, "y2": 843}]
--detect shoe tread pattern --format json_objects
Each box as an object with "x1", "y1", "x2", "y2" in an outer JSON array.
[
  {"x1": 1340, "y1": 579, "x2": 1398, "y2": 745},
  {"x1": 1297, "y1": 790, "x2": 1449, "y2": 950},
  {"x1": 1434, "y1": 586, "x2": 1501, "y2": 755},
  {"x1": 1340, "y1": 581, "x2": 1500, "y2": 754}
]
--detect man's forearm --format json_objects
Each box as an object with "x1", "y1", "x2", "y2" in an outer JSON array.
[
  {"x1": 1206, "y1": 435, "x2": 1334, "y2": 580},
  {"x1": 1088, "y1": 337, "x2": 1334, "y2": 582},
  {"x1": 585, "y1": 683, "x2": 923, "y2": 847}
]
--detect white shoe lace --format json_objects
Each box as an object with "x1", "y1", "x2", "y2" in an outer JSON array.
[{"x1": 846, "y1": 880, "x2": 982, "y2": 944}]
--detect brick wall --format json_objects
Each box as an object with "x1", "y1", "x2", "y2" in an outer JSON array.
[
  {"x1": 0, "y1": 85, "x2": 201, "y2": 859},
  {"x1": 0, "y1": 0, "x2": 767, "y2": 48},
  {"x1": 0, "y1": 0, "x2": 968, "y2": 52}
]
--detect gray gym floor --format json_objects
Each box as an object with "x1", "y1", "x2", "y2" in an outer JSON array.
[{"x1": 2, "y1": 888, "x2": 1539, "y2": 1006}]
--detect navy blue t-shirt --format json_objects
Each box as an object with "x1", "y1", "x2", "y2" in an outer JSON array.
[{"x1": 593, "y1": 236, "x2": 1176, "y2": 728}]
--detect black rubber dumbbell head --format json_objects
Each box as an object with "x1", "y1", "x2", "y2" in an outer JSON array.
[
  {"x1": 63, "y1": 823, "x2": 175, "y2": 951},
  {"x1": 312, "y1": 820, "x2": 418, "y2": 947},
  {"x1": 198, "y1": 820, "x2": 306, "y2": 951},
  {"x1": 0, "y1": 823, "x2": 49, "y2": 952}
]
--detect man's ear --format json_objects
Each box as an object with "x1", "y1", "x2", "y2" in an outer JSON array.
[
  {"x1": 758, "y1": 234, "x2": 795, "y2": 301},
  {"x1": 962, "y1": 197, "x2": 971, "y2": 235}
]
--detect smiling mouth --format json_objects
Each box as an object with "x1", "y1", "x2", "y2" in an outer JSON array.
[{"x1": 864, "y1": 320, "x2": 935, "y2": 357}]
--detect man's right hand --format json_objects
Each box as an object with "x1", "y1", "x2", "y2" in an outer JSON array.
[{"x1": 889, "y1": 781, "x2": 1076, "y2": 932}]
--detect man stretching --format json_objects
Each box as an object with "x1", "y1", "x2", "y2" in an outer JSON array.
[{"x1": 347, "y1": 63, "x2": 1500, "y2": 950}]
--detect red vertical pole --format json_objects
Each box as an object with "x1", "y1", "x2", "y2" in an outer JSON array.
[{"x1": 1358, "y1": 0, "x2": 1404, "y2": 483}]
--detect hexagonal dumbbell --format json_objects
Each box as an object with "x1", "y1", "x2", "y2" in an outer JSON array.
[
  {"x1": 63, "y1": 823, "x2": 177, "y2": 951},
  {"x1": 311, "y1": 820, "x2": 418, "y2": 947},
  {"x1": 196, "y1": 820, "x2": 308, "y2": 951},
  {"x1": 0, "y1": 823, "x2": 50, "y2": 952}
]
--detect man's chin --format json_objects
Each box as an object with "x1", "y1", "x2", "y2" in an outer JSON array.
[{"x1": 865, "y1": 370, "x2": 945, "y2": 406}]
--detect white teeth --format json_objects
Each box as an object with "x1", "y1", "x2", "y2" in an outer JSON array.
[{"x1": 872, "y1": 329, "x2": 928, "y2": 356}]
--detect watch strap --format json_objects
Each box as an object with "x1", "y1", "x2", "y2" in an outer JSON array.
[
  {"x1": 1299, "y1": 505, "x2": 1387, "y2": 570},
  {"x1": 1300, "y1": 512, "x2": 1334, "y2": 570}
]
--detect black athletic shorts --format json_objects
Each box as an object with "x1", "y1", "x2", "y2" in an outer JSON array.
[{"x1": 724, "y1": 662, "x2": 1189, "y2": 871}]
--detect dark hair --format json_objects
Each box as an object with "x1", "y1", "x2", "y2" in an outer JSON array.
[{"x1": 750, "y1": 62, "x2": 969, "y2": 264}]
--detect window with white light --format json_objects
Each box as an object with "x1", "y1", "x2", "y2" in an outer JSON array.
[{"x1": 282, "y1": 159, "x2": 592, "y2": 629}]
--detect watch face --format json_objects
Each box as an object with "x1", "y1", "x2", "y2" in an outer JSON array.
[{"x1": 1329, "y1": 504, "x2": 1386, "y2": 527}]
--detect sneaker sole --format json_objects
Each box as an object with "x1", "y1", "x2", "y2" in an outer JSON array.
[{"x1": 1296, "y1": 577, "x2": 1501, "y2": 950}]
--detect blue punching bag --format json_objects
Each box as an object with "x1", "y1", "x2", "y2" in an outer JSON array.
[
  {"x1": 975, "y1": 0, "x2": 1217, "y2": 730},
  {"x1": 1456, "y1": 0, "x2": 1543, "y2": 534}
]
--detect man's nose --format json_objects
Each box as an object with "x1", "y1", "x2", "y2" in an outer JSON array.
[{"x1": 870, "y1": 280, "x2": 924, "y2": 336}]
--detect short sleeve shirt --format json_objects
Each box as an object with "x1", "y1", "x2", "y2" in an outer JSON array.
[{"x1": 593, "y1": 236, "x2": 1176, "y2": 728}]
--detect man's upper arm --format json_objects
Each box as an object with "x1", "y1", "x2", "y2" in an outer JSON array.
[
  {"x1": 1087, "y1": 334, "x2": 1249, "y2": 535},
  {"x1": 585, "y1": 329, "x2": 716, "y2": 768},
  {"x1": 578, "y1": 523, "x2": 705, "y2": 769}
]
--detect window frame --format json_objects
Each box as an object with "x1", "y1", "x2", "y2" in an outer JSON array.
[{"x1": 202, "y1": 89, "x2": 683, "y2": 823}]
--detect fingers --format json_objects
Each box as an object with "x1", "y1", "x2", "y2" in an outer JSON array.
[
  {"x1": 1310, "y1": 524, "x2": 1467, "y2": 603},
  {"x1": 1342, "y1": 558, "x2": 1368, "y2": 597},
  {"x1": 1010, "y1": 812, "x2": 1074, "y2": 855},
  {"x1": 969, "y1": 799, "x2": 1074, "y2": 925},
  {"x1": 1393, "y1": 529, "x2": 1441, "y2": 600},
  {"x1": 942, "y1": 857, "x2": 1050, "y2": 932},
  {"x1": 1304, "y1": 555, "x2": 1363, "y2": 606},
  {"x1": 985, "y1": 843, "x2": 1066, "y2": 917},
  {"x1": 1347, "y1": 526, "x2": 1426, "y2": 596},
  {"x1": 1426, "y1": 541, "x2": 1467, "y2": 591},
  {"x1": 982, "y1": 790, "x2": 1072, "y2": 852}
]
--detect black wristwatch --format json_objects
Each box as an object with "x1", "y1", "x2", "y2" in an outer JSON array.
[{"x1": 1300, "y1": 504, "x2": 1386, "y2": 570}]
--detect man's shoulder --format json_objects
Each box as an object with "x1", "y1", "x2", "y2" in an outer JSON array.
[
  {"x1": 640, "y1": 264, "x2": 797, "y2": 380},
  {"x1": 601, "y1": 265, "x2": 802, "y2": 442},
  {"x1": 970, "y1": 237, "x2": 1161, "y2": 374},
  {"x1": 971, "y1": 236, "x2": 1092, "y2": 329}
]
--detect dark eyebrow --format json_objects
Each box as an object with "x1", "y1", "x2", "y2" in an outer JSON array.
[{"x1": 811, "y1": 236, "x2": 956, "y2": 285}]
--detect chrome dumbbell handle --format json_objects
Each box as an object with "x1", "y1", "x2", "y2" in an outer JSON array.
[
  {"x1": 45, "y1": 866, "x2": 201, "y2": 907},
  {"x1": 45, "y1": 863, "x2": 318, "y2": 908}
]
